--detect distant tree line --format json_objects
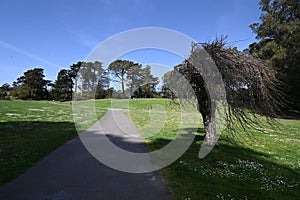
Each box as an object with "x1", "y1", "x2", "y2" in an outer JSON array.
[{"x1": 0, "y1": 59, "x2": 173, "y2": 101}]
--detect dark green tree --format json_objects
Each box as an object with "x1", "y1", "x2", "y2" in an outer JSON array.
[
  {"x1": 95, "y1": 71, "x2": 111, "y2": 99},
  {"x1": 249, "y1": 0, "x2": 300, "y2": 110},
  {"x1": 0, "y1": 83, "x2": 11, "y2": 100},
  {"x1": 69, "y1": 61, "x2": 81, "y2": 98},
  {"x1": 50, "y1": 69, "x2": 73, "y2": 101},
  {"x1": 131, "y1": 65, "x2": 159, "y2": 98},
  {"x1": 12, "y1": 68, "x2": 51, "y2": 100}
]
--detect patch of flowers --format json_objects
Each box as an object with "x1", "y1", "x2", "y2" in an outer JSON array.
[
  {"x1": 216, "y1": 193, "x2": 236, "y2": 200},
  {"x1": 178, "y1": 159, "x2": 299, "y2": 191}
]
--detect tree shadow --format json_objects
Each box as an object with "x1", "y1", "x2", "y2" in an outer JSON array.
[
  {"x1": 1, "y1": 121, "x2": 299, "y2": 199},
  {"x1": 0, "y1": 124, "x2": 171, "y2": 200},
  {"x1": 0, "y1": 121, "x2": 76, "y2": 185},
  {"x1": 179, "y1": 127, "x2": 206, "y2": 143},
  {"x1": 144, "y1": 127, "x2": 300, "y2": 199}
]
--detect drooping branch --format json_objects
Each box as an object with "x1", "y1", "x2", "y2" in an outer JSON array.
[
  {"x1": 201, "y1": 39, "x2": 283, "y2": 131},
  {"x1": 167, "y1": 38, "x2": 284, "y2": 141}
]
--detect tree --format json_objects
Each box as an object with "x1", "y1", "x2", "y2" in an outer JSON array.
[
  {"x1": 126, "y1": 62, "x2": 144, "y2": 96},
  {"x1": 69, "y1": 62, "x2": 81, "y2": 99},
  {"x1": 95, "y1": 70, "x2": 111, "y2": 99},
  {"x1": 108, "y1": 60, "x2": 136, "y2": 97},
  {"x1": 109, "y1": 60, "x2": 160, "y2": 98},
  {"x1": 160, "y1": 85, "x2": 174, "y2": 99},
  {"x1": 248, "y1": 0, "x2": 300, "y2": 111},
  {"x1": 127, "y1": 65, "x2": 159, "y2": 98},
  {"x1": 0, "y1": 83, "x2": 11, "y2": 100},
  {"x1": 132, "y1": 66, "x2": 159, "y2": 98},
  {"x1": 72, "y1": 61, "x2": 108, "y2": 100},
  {"x1": 167, "y1": 39, "x2": 281, "y2": 146},
  {"x1": 11, "y1": 68, "x2": 51, "y2": 100},
  {"x1": 50, "y1": 69, "x2": 73, "y2": 101},
  {"x1": 161, "y1": 71, "x2": 176, "y2": 98}
]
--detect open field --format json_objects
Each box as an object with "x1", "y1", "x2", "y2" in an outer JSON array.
[
  {"x1": 0, "y1": 100, "x2": 110, "y2": 185},
  {"x1": 0, "y1": 100, "x2": 76, "y2": 185},
  {"x1": 1, "y1": 99, "x2": 299, "y2": 199},
  {"x1": 126, "y1": 99, "x2": 300, "y2": 200}
]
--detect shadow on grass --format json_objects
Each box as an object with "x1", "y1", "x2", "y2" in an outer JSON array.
[
  {"x1": 0, "y1": 121, "x2": 77, "y2": 185},
  {"x1": 145, "y1": 128, "x2": 300, "y2": 200},
  {"x1": 1, "y1": 121, "x2": 299, "y2": 199},
  {"x1": 79, "y1": 126, "x2": 300, "y2": 199}
]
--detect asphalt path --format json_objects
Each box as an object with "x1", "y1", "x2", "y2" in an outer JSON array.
[{"x1": 0, "y1": 109, "x2": 171, "y2": 200}]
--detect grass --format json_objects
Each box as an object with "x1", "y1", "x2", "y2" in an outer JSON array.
[
  {"x1": 125, "y1": 98, "x2": 300, "y2": 200},
  {"x1": 1, "y1": 98, "x2": 299, "y2": 199},
  {"x1": 0, "y1": 99, "x2": 110, "y2": 185}
]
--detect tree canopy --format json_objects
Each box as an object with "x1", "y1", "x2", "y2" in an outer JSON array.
[
  {"x1": 109, "y1": 60, "x2": 159, "y2": 98},
  {"x1": 72, "y1": 61, "x2": 108, "y2": 99},
  {"x1": 11, "y1": 68, "x2": 50, "y2": 100},
  {"x1": 108, "y1": 60, "x2": 136, "y2": 97},
  {"x1": 50, "y1": 69, "x2": 74, "y2": 101},
  {"x1": 249, "y1": 0, "x2": 300, "y2": 111},
  {"x1": 0, "y1": 83, "x2": 11, "y2": 100}
]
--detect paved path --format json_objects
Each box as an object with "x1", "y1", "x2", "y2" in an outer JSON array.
[{"x1": 0, "y1": 110, "x2": 171, "y2": 200}]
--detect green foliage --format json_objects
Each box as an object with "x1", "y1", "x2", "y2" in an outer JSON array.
[
  {"x1": 109, "y1": 60, "x2": 136, "y2": 97},
  {"x1": 50, "y1": 61, "x2": 112, "y2": 101},
  {"x1": 249, "y1": 0, "x2": 300, "y2": 110},
  {"x1": 161, "y1": 71, "x2": 176, "y2": 98},
  {"x1": 130, "y1": 65, "x2": 159, "y2": 98},
  {"x1": 0, "y1": 83, "x2": 11, "y2": 100},
  {"x1": 95, "y1": 71, "x2": 111, "y2": 99},
  {"x1": 11, "y1": 68, "x2": 50, "y2": 100},
  {"x1": 50, "y1": 69, "x2": 73, "y2": 101},
  {"x1": 6, "y1": 59, "x2": 160, "y2": 101},
  {"x1": 74, "y1": 61, "x2": 111, "y2": 99},
  {"x1": 109, "y1": 60, "x2": 159, "y2": 98}
]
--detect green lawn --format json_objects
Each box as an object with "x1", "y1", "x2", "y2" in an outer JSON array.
[
  {"x1": 1, "y1": 99, "x2": 299, "y2": 200},
  {"x1": 125, "y1": 98, "x2": 300, "y2": 200},
  {"x1": 0, "y1": 99, "x2": 109, "y2": 185}
]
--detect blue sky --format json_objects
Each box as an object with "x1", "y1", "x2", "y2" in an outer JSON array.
[{"x1": 0, "y1": 0, "x2": 261, "y2": 85}]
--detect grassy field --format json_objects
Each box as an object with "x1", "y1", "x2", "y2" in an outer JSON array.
[
  {"x1": 0, "y1": 100, "x2": 110, "y2": 185},
  {"x1": 125, "y1": 98, "x2": 300, "y2": 200},
  {"x1": 1, "y1": 99, "x2": 299, "y2": 199}
]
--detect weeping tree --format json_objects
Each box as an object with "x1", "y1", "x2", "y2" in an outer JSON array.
[{"x1": 165, "y1": 38, "x2": 282, "y2": 146}]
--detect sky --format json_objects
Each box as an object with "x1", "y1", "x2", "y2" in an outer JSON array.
[{"x1": 0, "y1": 0, "x2": 262, "y2": 86}]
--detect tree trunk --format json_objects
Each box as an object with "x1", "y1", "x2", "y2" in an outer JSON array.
[
  {"x1": 200, "y1": 100, "x2": 219, "y2": 146},
  {"x1": 121, "y1": 74, "x2": 125, "y2": 98},
  {"x1": 203, "y1": 114, "x2": 218, "y2": 146}
]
